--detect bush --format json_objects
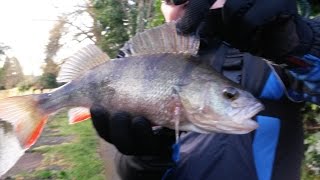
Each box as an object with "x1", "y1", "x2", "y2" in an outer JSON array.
[
  {"x1": 40, "y1": 73, "x2": 59, "y2": 89},
  {"x1": 302, "y1": 103, "x2": 320, "y2": 177}
]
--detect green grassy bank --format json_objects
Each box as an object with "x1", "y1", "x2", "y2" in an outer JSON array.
[{"x1": 14, "y1": 111, "x2": 105, "y2": 180}]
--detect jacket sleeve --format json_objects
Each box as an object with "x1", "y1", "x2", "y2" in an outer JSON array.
[
  {"x1": 271, "y1": 16, "x2": 320, "y2": 105},
  {"x1": 281, "y1": 54, "x2": 320, "y2": 105}
]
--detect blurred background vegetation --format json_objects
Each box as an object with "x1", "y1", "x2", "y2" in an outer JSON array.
[{"x1": 0, "y1": 0, "x2": 319, "y2": 179}]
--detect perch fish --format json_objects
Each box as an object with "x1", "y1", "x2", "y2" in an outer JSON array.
[{"x1": 0, "y1": 22, "x2": 264, "y2": 176}]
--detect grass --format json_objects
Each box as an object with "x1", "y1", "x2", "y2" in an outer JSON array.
[{"x1": 14, "y1": 110, "x2": 105, "y2": 180}]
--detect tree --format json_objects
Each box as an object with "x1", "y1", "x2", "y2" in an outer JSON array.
[
  {"x1": 0, "y1": 43, "x2": 9, "y2": 55},
  {"x1": 1, "y1": 56, "x2": 24, "y2": 89},
  {"x1": 40, "y1": 16, "x2": 68, "y2": 89},
  {"x1": 52, "y1": 0, "x2": 164, "y2": 58},
  {"x1": 93, "y1": 0, "x2": 130, "y2": 57},
  {"x1": 92, "y1": 0, "x2": 164, "y2": 57}
]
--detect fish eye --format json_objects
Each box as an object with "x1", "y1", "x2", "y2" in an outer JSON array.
[{"x1": 223, "y1": 87, "x2": 239, "y2": 100}]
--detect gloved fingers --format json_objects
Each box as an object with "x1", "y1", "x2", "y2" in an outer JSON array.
[
  {"x1": 131, "y1": 116, "x2": 156, "y2": 155},
  {"x1": 250, "y1": 15, "x2": 299, "y2": 58},
  {"x1": 109, "y1": 111, "x2": 134, "y2": 155},
  {"x1": 171, "y1": 0, "x2": 188, "y2": 5},
  {"x1": 154, "y1": 127, "x2": 176, "y2": 148},
  {"x1": 131, "y1": 116, "x2": 153, "y2": 141},
  {"x1": 90, "y1": 104, "x2": 111, "y2": 142},
  {"x1": 223, "y1": 0, "x2": 297, "y2": 29},
  {"x1": 195, "y1": 8, "x2": 223, "y2": 40},
  {"x1": 243, "y1": 1, "x2": 297, "y2": 28},
  {"x1": 222, "y1": 0, "x2": 254, "y2": 24},
  {"x1": 176, "y1": 0, "x2": 216, "y2": 34},
  {"x1": 131, "y1": 117, "x2": 176, "y2": 156}
]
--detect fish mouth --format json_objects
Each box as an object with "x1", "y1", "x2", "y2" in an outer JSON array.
[
  {"x1": 186, "y1": 102, "x2": 265, "y2": 134},
  {"x1": 234, "y1": 102, "x2": 265, "y2": 124},
  {"x1": 213, "y1": 119, "x2": 259, "y2": 134},
  {"x1": 217, "y1": 102, "x2": 264, "y2": 134},
  {"x1": 212, "y1": 102, "x2": 265, "y2": 134}
]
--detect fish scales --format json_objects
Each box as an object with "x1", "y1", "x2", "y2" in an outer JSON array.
[{"x1": 38, "y1": 53, "x2": 202, "y2": 128}]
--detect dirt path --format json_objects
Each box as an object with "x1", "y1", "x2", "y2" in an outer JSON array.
[
  {"x1": 1, "y1": 123, "x2": 120, "y2": 180},
  {"x1": 0, "y1": 125, "x2": 73, "y2": 179},
  {"x1": 98, "y1": 139, "x2": 121, "y2": 180}
]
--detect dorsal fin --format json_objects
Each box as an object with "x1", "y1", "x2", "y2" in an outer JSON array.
[
  {"x1": 120, "y1": 22, "x2": 200, "y2": 57},
  {"x1": 57, "y1": 44, "x2": 110, "y2": 83}
]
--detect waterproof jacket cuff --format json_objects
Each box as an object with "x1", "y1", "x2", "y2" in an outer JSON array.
[{"x1": 305, "y1": 16, "x2": 320, "y2": 58}]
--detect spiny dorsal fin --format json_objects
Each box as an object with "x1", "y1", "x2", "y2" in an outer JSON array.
[
  {"x1": 120, "y1": 22, "x2": 200, "y2": 57},
  {"x1": 57, "y1": 44, "x2": 110, "y2": 83}
]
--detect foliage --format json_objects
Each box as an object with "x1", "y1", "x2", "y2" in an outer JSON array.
[
  {"x1": 93, "y1": 0, "x2": 131, "y2": 57},
  {"x1": 0, "y1": 68, "x2": 5, "y2": 90},
  {"x1": 1, "y1": 56, "x2": 24, "y2": 89},
  {"x1": 302, "y1": 103, "x2": 320, "y2": 177},
  {"x1": 309, "y1": 0, "x2": 320, "y2": 16},
  {"x1": 145, "y1": 0, "x2": 165, "y2": 28},
  {"x1": 39, "y1": 73, "x2": 59, "y2": 89},
  {"x1": 45, "y1": 16, "x2": 67, "y2": 64},
  {"x1": 305, "y1": 132, "x2": 320, "y2": 174},
  {"x1": 93, "y1": 0, "x2": 163, "y2": 58},
  {"x1": 17, "y1": 82, "x2": 33, "y2": 92},
  {"x1": 38, "y1": 16, "x2": 66, "y2": 89},
  {"x1": 0, "y1": 43, "x2": 10, "y2": 55}
]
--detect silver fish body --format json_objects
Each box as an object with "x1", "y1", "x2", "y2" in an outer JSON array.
[{"x1": 39, "y1": 53, "x2": 263, "y2": 134}]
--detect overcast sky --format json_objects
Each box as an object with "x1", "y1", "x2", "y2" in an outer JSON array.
[{"x1": 0, "y1": 0, "x2": 86, "y2": 75}]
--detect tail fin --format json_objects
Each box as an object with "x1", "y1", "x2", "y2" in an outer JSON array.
[{"x1": 0, "y1": 94, "x2": 48, "y2": 177}]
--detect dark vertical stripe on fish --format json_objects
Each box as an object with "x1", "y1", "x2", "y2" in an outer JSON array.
[
  {"x1": 110, "y1": 58, "x2": 131, "y2": 81},
  {"x1": 142, "y1": 54, "x2": 169, "y2": 91},
  {"x1": 177, "y1": 56, "x2": 197, "y2": 86},
  {"x1": 144, "y1": 54, "x2": 166, "y2": 80}
]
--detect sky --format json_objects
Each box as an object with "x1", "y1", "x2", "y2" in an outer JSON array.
[{"x1": 0, "y1": 0, "x2": 86, "y2": 75}]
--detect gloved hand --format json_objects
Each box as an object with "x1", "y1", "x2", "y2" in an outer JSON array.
[
  {"x1": 90, "y1": 104, "x2": 175, "y2": 157},
  {"x1": 175, "y1": 0, "x2": 319, "y2": 60},
  {"x1": 174, "y1": 0, "x2": 217, "y2": 34}
]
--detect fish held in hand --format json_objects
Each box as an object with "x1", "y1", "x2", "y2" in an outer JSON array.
[{"x1": 0, "y1": 22, "x2": 264, "y2": 176}]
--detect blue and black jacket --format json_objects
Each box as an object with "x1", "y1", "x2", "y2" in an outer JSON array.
[
  {"x1": 114, "y1": 41, "x2": 320, "y2": 180},
  {"x1": 162, "y1": 42, "x2": 312, "y2": 180}
]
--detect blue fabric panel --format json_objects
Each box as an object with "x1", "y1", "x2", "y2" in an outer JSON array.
[
  {"x1": 253, "y1": 116, "x2": 280, "y2": 180},
  {"x1": 253, "y1": 72, "x2": 282, "y2": 180},
  {"x1": 259, "y1": 72, "x2": 284, "y2": 99},
  {"x1": 172, "y1": 142, "x2": 181, "y2": 163},
  {"x1": 161, "y1": 142, "x2": 181, "y2": 180},
  {"x1": 289, "y1": 54, "x2": 320, "y2": 85}
]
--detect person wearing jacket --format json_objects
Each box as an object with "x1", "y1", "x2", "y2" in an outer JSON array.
[{"x1": 90, "y1": 0, "x2": 320, "y2": 179}]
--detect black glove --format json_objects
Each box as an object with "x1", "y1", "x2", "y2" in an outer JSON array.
[
  {"x1": 175, "y1": 0, "x2": 320, "y2": 60},
  {"x1": 213, "y1": 0, "x2": 299, "y2": 59},
  {"x1": 176, "y1": 0, "x2": 297, "y2": 34},
  {"x1": 175, "y1": 0, "x2": 217, "y2": 34},
  {"x1": 90, "y1": 104, "x2": 175, "y2": 157}
]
